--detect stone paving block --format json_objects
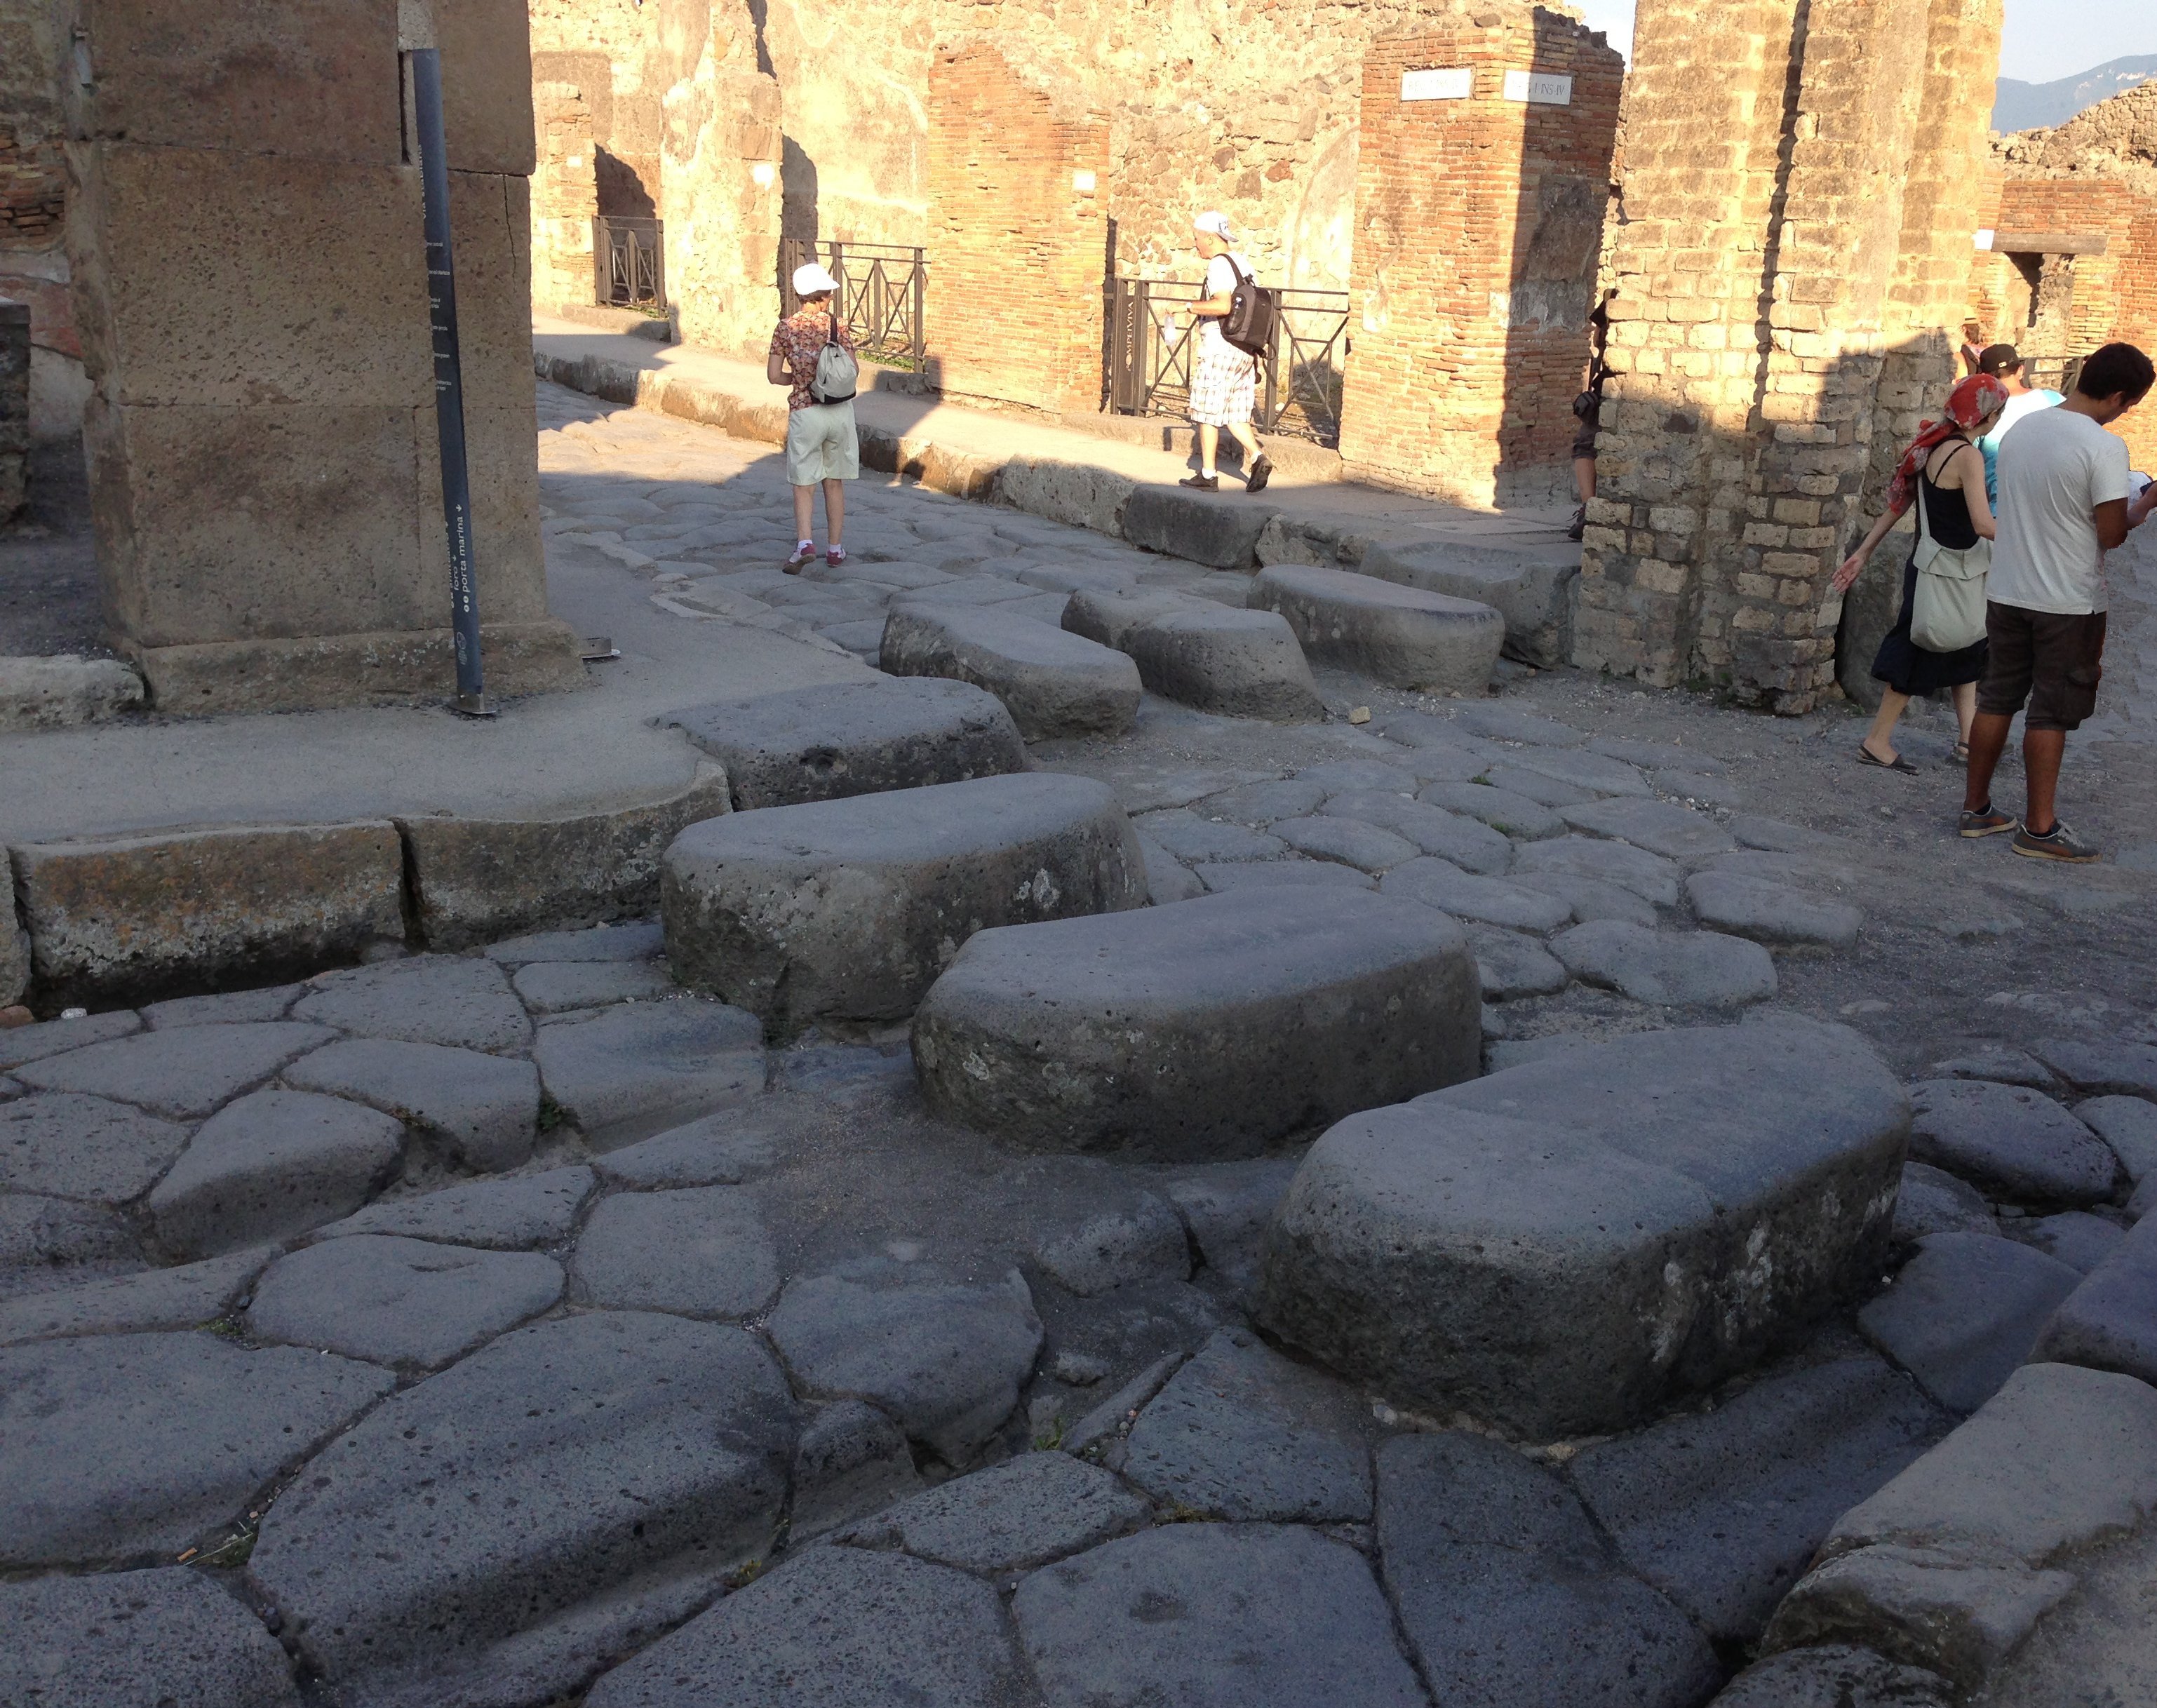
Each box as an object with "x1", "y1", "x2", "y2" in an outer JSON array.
[
  {"x1": 2029, "y1": 1213, "x2": 2157, "y2": 1385},
  {"x1": 1246, "y1": 563, "x2": 1504, "y2": 690},
  {"x1": 1514, "y1": 835, "x2": 1681, "y2": 905},
  {"x1": 1193, "y1": 776, "x2": 1329, "y2": 825},
  {"x1": 665, "y1": 773, "x2": 1144, "y2": 1037},
  {"x1": 142, "y1": 983, "x2": 307, "y2": 1028},
  {"x1": 584, "y1": 1547, "x2": 1024, "y2": 1708},
  {"x1": 1588, "y1": 736, "x2": 1730, "y2": 776},
  {"x1": 1032, "y1": 1190, "x2": 1192, "y2": 1296},
  {"x1": 292, "y1": 955, "x2": 531, "y2": 1054},
  {"x1": 1481, "y1": 761, "x2": 1602, "y2": 806},
  {"x1": 0, "y1": 1009, "x2": 143, "y2": 1071},
  {"x1": 1712, "y1": 1645, "x2": 1955, "y2": 1708},
  {"x1": 1971, "y1": 1517, "x2": 2157, "y2": 1707},
  {"x1": 1926, "y1": 1045, "x2": 2058, "y2": 1089},
  {"x1": 894, "y1": 573, "x2": 1038, "y2": 607},
  {"x1": 2076, "y1": 1096, "x2": 2157, "y2": 1184},
  {"x1": 1319, "y1": 788, "x2": 1515, "y2": 873},
  {"x1": 1378, "y1": 1431, "x2": 1719, "y2": 1708},
  {"x1": 1571, "y1": 1354, "x2": 1951, "y2": 1643},
  {"x1": 10, "y1": 823, "x2": 404, "y2": 1009},
  {"x1": 248, "y1": 1312, "x2": 795, "y2": 1705},
  {"x1": 1, "y1": 1329, "x2": 392, "y2": 1565},
  {"x1": 0, "y1": 1193, "x2": 142, "y2": 1296},
  {"x1": 248, "y1": 1235, "x2": 564, "y2": 1369},
  {"x1": 1687, "y1": 870, "x2": 1863, "y2": 949},
  {"x1": 1160, "y1": 1157, "x2": 1302, "y2": 1292},
  {"x1": 1, "y1": 1092, "x2": 191, "y2": 1202},
  {"x1": 1442, "y1": 701, "x2": 1585, "y2": 746},
  {"x1": 0, "y1": 1567, "x2": 302, "y2": 1708},
  {"x1": 2030, "y1": 1037, "x2": 2157, "y2": 1101},
  {"x1": 1563, "y1": 795, "x2": 1739, "y2": 862},
  {"x1": 1859, "y1": 1232, "x2": 2085, "y2": 1413},
  {"x1": 2008, "y1": 1209, "x2": 2127, "y2": 1275},
  {"x1": 532, "y1": 1000, "x2": 766, "y2": 1148},
  {"x1": 511, "y1": 958, "x2": 677, "y2": 1014},
  {"x1": 1418, "y1": 778, "x2": 1566, "y2": 839},
  {"x1": 1383, "y1": 859, "x2": 1573, "y2": 932},
  {"x1": 147, "y1": 1088, "x2": 404, "y2": 1258},
  {"x1": 1296, "y1": 758, "x2": 1420, "y2": 793},
  {"x1": 1505, "y1": 746, "x2": 1653, "y2": 797},
  {"x1": 766, "y1": 1263, "x2": 1043, "y2": 1461},
  {"x1": 1136, "y1": 833, "x2": 1204, "y2": 904},
  {"x1": 1353, "y1": 541, "x2": 1578, "y2": 667},
  {"x1": 0, "y1": 1245, "x2": 270, "y2": 1346},
  {"x1": 484, "y1": 919, "x2": 666, "y2": 966},
  {"x1": 589, "y1": 1112, "x2": 779, "y2": 1189},
  {"x1": 1131, "y1": 807, "x2": 1285, "y2": 863},
  {"x1": 1261, "y1": 1023, "x2": 1907, "y2": 1437},
  {"x1": 1014, "y1": 1523, "x2": 1427, "y2": 1708},
  {"x1": 1122, "y1": 1327, "x2": 1371, "y2": 1521},
  {"x1": 1893, "y1": 1162, "x2": 1998, "y2": 1244},
  {"x1": 912, "y1": 888, "x2": 1479, "y2": 1162},
  {"x1": 16, "y1": 1022, "x2": 337, "y2": 1121},
  {"x1": 1553, "y1": 920, "x2": 1778, "y2": 1007},
  {"x1": 1272, "y1": 814, "x2": 1418, "y2": 873},
  {"x1": 283, "y1": 1037, "x2": 539, "y2": 1173},
  {"x1": 1017, "y1": 560, "x2": 1141, "y2": 594},
  {"x1": 1905, "y1": 1080, "x2": 2121, "y2": 1206},
  {"x1": 668, "y1": 678, "x2": 1027, "y2": 810},
  {"x1": 1466, "y1": 925, "x2": 1571, "y2": 999},
  {"x1": 1507, "y1": 868, "x2": 1660, "y2": 927},
  {"x1": 572, "y1": 1185, "x2": 779, "y2": 1319},
  {"x1": 1061, "y1": 586, "x2": 1202, "y2": 650},
  {"x1": 790, "y1": 1399, "x2": 925, "y2": 1542},
  {"x1": 848, "y1": 1449, "x2": 1150, "y2": 1573},
  {"x1": 1193, "y1": 859, "x2": 1374, "y2": 893},
  {"x1": 1123, "y1": 607, "x2": 1324, "y2": 721},
  {"x1": 882, "y1": 603, "x2": 1142, "y2": 739},
  {"x1": 318, "y1": 1165, "x2": 595, "y2": 1249}
]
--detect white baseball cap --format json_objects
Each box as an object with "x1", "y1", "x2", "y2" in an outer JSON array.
[
  {"x1": 792, "y1": 262, "x2": 839, "y2": 296},
  {"x1": 1192, "y1": 211, "x2": 1232, "y2": 238}
]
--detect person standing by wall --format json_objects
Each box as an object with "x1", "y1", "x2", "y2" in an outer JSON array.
[
  {"x1": 767, "y1": 262, "x2": 859, "y2": 571},
  {"x1": 1568, "y1": 292, "x2": 1614, "y2": 542},
  {"x1": 1961, "y1": 342, "x2": 2157, "y2": 862},
  {"x1": 1975, "y1": 343, "x2": 2063, "y2": 507},
  {"x1": 1179, "y1": 213, "x2": 1273, "y2": 495}
]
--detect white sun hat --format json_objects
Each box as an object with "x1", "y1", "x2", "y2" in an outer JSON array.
[
  {"x1": 1192, "y1": 211, "x2": 1233, "y2": 238},
  {"x1": 792, "y1": 262, "x2": 840, "y2": 296}
]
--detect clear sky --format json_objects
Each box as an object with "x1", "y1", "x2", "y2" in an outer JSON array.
[{"x1": 1572, "y1": 0, "x2": 2157, "y2": 86}]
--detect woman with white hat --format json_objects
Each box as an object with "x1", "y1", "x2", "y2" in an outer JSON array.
[
  {"x1": 1181, "y1": 212, "x2": 1273, "y2": 495},
  {"x1": 768, "y1": 262, "x2": 861, "y2": 571}
]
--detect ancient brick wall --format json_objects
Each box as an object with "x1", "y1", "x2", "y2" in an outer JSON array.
[
  {"x1": 1338, "y1": 18, "x2": 1622, "y2": 507},
  {"x1": 532, "y1": 81, "x2": 598, "y2": 311},
  {"x1": 925, "y1": 39, "x2": 1109, "y2": 417}
]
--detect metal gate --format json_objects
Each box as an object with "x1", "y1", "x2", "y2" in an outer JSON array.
[
  {"x1": 1106, "y1": 278, "x2": 1350, "y2": 447},
  {"x1": 779, "y1": 238, "x2": 928, "y2": 371},
  {"x1": 594, "y1": 216, "x2": 665, "y2": 309}
]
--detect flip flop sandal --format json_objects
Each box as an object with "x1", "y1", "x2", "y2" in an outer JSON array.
[
  {"x1": 1856, "y1": 746, "x2": 1919, "y2": 774},
  {"x1": 1951, "y1": 743, "x2": 1971, "y2": 764}
]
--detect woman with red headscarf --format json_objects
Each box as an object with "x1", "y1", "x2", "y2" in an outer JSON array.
[{"x1": 1831, "y1": 373, "x2": 2008, "y2": 769}]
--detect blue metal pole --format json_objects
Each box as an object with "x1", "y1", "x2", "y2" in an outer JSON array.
[{"x1": 408, "y1": 48, "x2": 490, "y2": 715}]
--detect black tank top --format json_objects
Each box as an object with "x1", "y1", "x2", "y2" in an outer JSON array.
[{"x1": 1919, "y1": 441, "x2": 1980, "y2": 551}]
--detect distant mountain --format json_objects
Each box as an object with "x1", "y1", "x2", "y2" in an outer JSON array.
[{"x1": 1994, "y1": 55, "x2": 2157, "y2": 133}]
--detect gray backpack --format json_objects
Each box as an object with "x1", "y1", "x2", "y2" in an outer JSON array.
[{"x1": 809, "y1": 314, "x2": 858, "y2": 405}]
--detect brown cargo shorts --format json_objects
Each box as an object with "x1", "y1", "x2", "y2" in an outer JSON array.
[{"x1": 1975, "y1": 601, "x2": 2108, "y2": 732}]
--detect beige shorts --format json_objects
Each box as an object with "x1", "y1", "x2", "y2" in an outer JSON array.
[{"x1": 785, "y1": 400, "x2": 859, "y2": 485}]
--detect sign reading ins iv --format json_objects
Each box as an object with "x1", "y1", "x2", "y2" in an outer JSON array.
[
  {"x1": 1503, "y1": 69, "x2": 1573, "y2": 105},
  {"x1": 1401, "y1": 67, "x2": 1474, "y2": 102}
]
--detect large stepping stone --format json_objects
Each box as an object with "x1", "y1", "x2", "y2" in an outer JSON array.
[
  {"x1": 0, "y1": 1568, "x2": 302, "y2": 1708},
  {"x1": 1121, "y1": 1327, "x2": 1371, "y2": 1521},
  {"x1": 1514, "y1": 834, "x2": 1681, "y2": 903},
  {"x1": 880, "y1": 603, "x2": 1141, "y2": 738},
  {"x1": 666, "y1": 678, "x2": 1027, "y2": 809},
  {"x1": 290, "y1": 955, "x2": 531, "y2": 1054},
  {"x1": 1357, "y1": 539, "x2": 1580, "y2": 667},
  {"x1": 147, "y1": 1089, "x2": 403, "y2": 1259},
  {"x1": 0, "y1": 1246, "x2": 270, "y2": 1347},
  {"x1": 531, "y1": 999, "x2": 765, "y2": 1148},
  {"x1": 1, "y1": 1093, "x2": 190, "y2": 1202},
  {"x1": 1858, "y1": 1232, "x2": 2083, "y2": 1413},
  {"x1": 911, "y1": 888, "x2": 1479, "y2": 1162},
  {"x1": 663, "y1": 773, "x2": 1144, "y2": 1037},
  {"x1": 1258, "y1": 1022, "x2": 1908, "y2": 1436},
  {"x1": 584, "y1": 1547, "x2": 1025, "y2": 1708},
  {"x1": 247, "y1": 1235, "x2": 563, "y2": 1370},
  {"x1": 1687, "y1": 870, "x2": 1862, "y2": 948},
  {"x1": 1571, "y1": 1354, "x2": 1951, "y2": 1643},
  {"x1": 765, "y1": 1263, "x2": 1043, "y2": 1461},
  {"x1": 1320, "y1": 789, "x2": 1514, "y2": 873},
  {"x1": 1123, "y1": 607, "x2": 1324, "y2": 720},
  {"x1": 1013, "y1": 1523, "x2": 1427, "y2": 1708},
  {"x1": 283, "y1": 1037, "x2": 539, "y2": 1173},
  {"x1": 572, "y1": 1185, "x2": 779, "y2": 1319},
  {"x1": 1245, "y1": 563, "x2": 1504, "y2": 690},
  {"x1": 15, "y1": 1023, "x2": 335, "y2": 1120},
  {"x1": 845, "y1": 1449, "x2": 1149, "y2": 1573},
  {"x1": 1061, "y1": 586, "x2": 1201, "y2": 650},
  {"x1": 1563, "y1": 795, "x2": 1738, "y2": 861},
  {"x1": 319, "y1": 1165, "x2": 596, "y2": 1249},
  {"x1": 1553, "y1": 920, "x2": 1778, "y2": 1007},
  {"x1": 2027, "y1": 1213, "x2": 2157, "y2": 1385},
  {"x1": 1382, "y1": 859, "x2": 1573, "y2": 932},
  {"x1": 0, "y1": 1330, "x2": 392, "y2": 1565},
  {"x1": 1906, "y1": 1080, "x2": 2121, "y2": 1206},
  {"x1": 247, "y1": 1312, "x2": 795, "y2": 1706},
  {"x1": 1377, "y1": 1430, "x2": 1719, "y2": 1708}
]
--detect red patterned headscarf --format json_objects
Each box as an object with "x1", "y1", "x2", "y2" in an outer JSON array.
[{"x1": 1887, "y1": 374, "x2": 2008, "y2": 511}]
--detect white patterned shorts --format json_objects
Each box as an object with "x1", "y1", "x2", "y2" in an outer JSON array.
[{"x1": 1189, "y1": 340, "x2": 1258, "y2": 427}]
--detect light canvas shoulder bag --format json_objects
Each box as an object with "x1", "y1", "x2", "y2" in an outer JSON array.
[{"x1": 1909, "y1": 453, "x2": 1991, "y2": 654}]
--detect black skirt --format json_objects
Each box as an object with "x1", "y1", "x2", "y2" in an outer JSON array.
[{"x1": 1871, "y1": 556, "x2": 1989, "y2": 695}]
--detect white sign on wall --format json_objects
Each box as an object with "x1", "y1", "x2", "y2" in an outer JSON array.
[
  {"x1": 1503, "y1": 70, "x2": 1573, "y2": 105},
  {"x1": 1401, "y1": 67, "x2": 1474, "y2": 102},
  {"x1": 1973, "y1": 229, "x2": 1995, "y2": 250}
]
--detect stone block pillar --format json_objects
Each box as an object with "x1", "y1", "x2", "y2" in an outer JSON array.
[
  {"x1": 927, "y1": 40, "x2": 1109, "y2": 417},
  {"x1": 1339, "y1": 15, "x2": 1622, "y2": 507},
  {"x1": 661, "y1": 49, "x2": 784, "y2": 361},
  {"x1": 62, "y1": 0, "x2": 584, "y2": 713},
  {"x1": 532, "y1": 81, "x2": 598, "y2": 314}
]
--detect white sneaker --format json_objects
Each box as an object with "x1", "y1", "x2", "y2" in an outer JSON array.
[{"x1": 784, "y1": 541, "x2": 817, "y2": 573}]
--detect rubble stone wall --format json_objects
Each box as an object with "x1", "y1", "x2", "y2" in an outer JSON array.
[{"x1": 532, "y1": 81, "x2": 598, "y2": 312}]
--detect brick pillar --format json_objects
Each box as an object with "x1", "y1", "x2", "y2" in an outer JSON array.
[
  {"x1": 927, "y1": 40, "x2": 1108, "y2": 417},
  {"x1": 531, "y1": 81, "x2": 598, "y2": 313},
  {"x1": 63, "y1": 0, "x2": 582, "y2": 712},
  {"x1": 1339, "y1": 15, "x2": 1622, "y2": 507}
]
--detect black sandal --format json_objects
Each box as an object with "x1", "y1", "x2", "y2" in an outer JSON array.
[{"x1": 1856, "y1": 746, "x2": 1919, "y2": 774}]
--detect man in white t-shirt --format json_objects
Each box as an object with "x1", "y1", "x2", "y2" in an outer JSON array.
[
  {"x1": 1961, "y1": 342, "x2": 2157, "y2": 862},
  {"x1": 1974, "y1": 344, "x2": 2063, "y2": 507},
  {"x1": 1178, "y1": 212, "x2": 1273, "y2": 495}
]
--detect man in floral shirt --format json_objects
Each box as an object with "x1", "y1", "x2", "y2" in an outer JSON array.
[{"x1": 767, "y1": 262, "x2": 859, "y2": 570}]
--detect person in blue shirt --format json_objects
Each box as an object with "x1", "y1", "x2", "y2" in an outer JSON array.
[{"x1": 1975, "y1": 344, "x2": 2063, "y2": 507}]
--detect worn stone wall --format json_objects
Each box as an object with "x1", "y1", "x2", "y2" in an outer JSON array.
[
  {"x1": 1, "y1": 295, "x2": 25, "y2": 518},
  {"x1": 532, "y1": 81, "x2": 598, "y2": 311},
  {"x1": 925, "y1": 39, "x2": 1109, "y2": 417},
  {"x1": 1338, "y1": 18, "x2": 1622, "y2": 506},
  {"x1": 1, "y1": 0, "x2": 86, "y2": 443}
]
